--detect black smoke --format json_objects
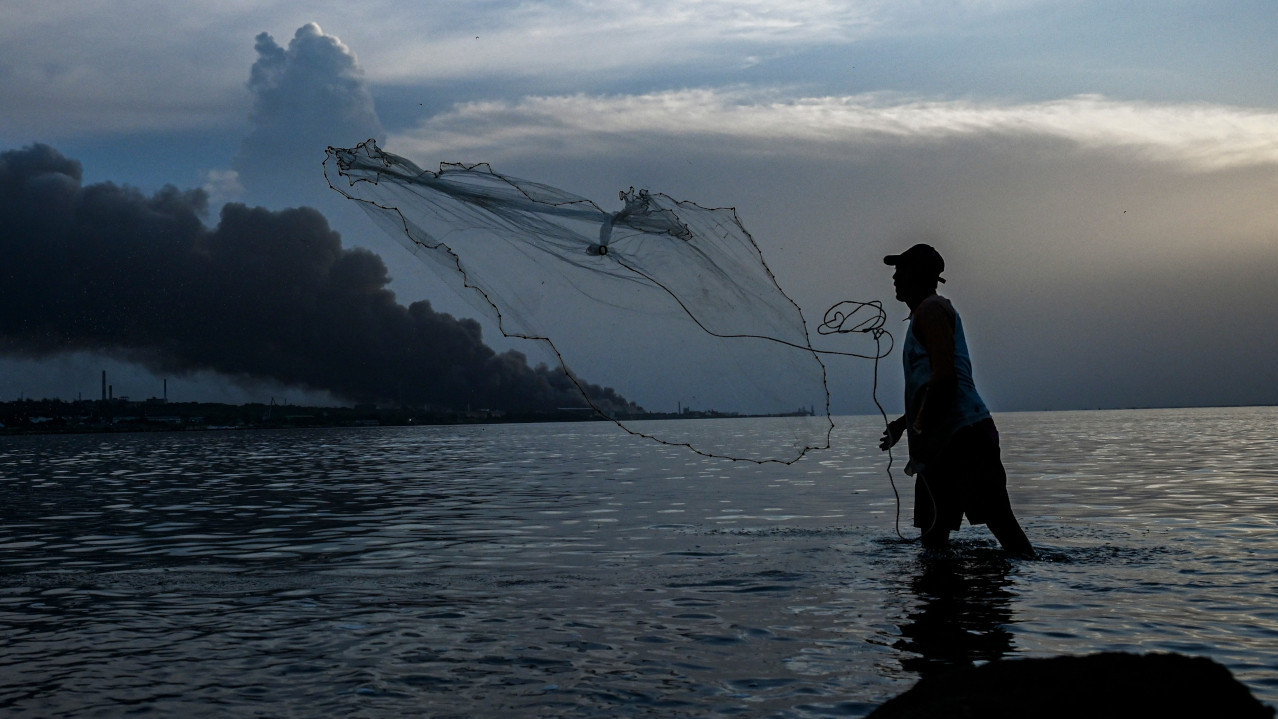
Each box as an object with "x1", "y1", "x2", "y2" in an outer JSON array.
[{"x1": 0, "y1": 143, "x2": 639, "y2": 413}]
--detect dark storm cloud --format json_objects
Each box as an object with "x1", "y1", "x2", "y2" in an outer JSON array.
[
  {"x1": 234, "y1": 23, "x2": 384, "y2": 204},
  {"x1": 0, "y1": 143, "x2": 636, "y2": 413},
  {"x1": 477, "y1": 127, "x2": 1278, "y2": 414}
]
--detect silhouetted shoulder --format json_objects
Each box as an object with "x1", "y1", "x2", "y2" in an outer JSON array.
[
  {"x1": 911, "y1": 295, "x2": 957, "y2": 352},
  {"x1": 912, "y1": 294, "x2": 955, "y2": 325}
]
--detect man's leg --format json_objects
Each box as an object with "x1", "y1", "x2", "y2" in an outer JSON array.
[
  {"x1": 987, "y1": 511, "x2": 1036, "y2": 559},
  {"x1": 968, "y1": 420, "x2": 1037, "y2": 559},
  {"x1": 915, "y1": 472, "x2": 956, "y2": 550},
  {"x1": 920, "y1": 524, "x2": 951, "y2": 550}
]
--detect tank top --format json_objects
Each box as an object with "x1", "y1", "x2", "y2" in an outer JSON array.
[{"x1": 903, "y1": 297, "x2": 991, "y2": 467}]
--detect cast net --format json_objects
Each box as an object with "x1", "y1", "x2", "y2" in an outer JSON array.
[{"x1": 325, "y1": 140, "x2": 888, "y2": 463}]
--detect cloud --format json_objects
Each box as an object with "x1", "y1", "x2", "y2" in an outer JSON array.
[
  {"x1": 359, "y1": 0, "x2": 880, "y2": 82},
  {"x1": 5, "y1": 1, "x2": 1270, "y2": 148},
  {"x1": 391, "y1": 90, "x2": 1278, "y2": 172},
  {"x1": 0, "y1": 143, "x2": 635, "y2": 413},
  {"x1": 0, "y1": 1, "x2": 881, "y2": 140},
  {"x1": 202, "y1": 169, "x2": 245, "y2": 208},
  {"x1": 0, "y1": 2, "x2": 255, "y2": 139},
  {"x1": 366, "y1": 90, "x2": 1278, "y2": 414},
  {"x1": 234, "y1": 23, "x2": 385, "y2": 203}
]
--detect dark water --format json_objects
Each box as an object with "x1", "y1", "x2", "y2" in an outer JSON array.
[{"x1": 2, "y1": 407, "x2": 1276, "y2": 717}]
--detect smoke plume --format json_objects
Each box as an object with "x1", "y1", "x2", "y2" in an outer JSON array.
[{"x1": 0, "y1": 143, "x2": 637, "y2": 413}]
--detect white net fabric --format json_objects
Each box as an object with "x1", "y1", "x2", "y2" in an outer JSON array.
[{"x1": 325, "y1": 140, "x2": 849, "y2": 462}]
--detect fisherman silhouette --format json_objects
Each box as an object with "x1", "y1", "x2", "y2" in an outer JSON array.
[{"x1": 878, "y1": 244, "x2": 1035, "y2": 558}]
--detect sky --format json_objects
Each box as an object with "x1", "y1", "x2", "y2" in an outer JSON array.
[{"x1": 2, "y1": 0, "x2": 1277, "y2": 415}]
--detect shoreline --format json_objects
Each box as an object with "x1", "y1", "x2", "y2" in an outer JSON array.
[{"x1": 0, "y1": 398, "x2": 818, "y2": 437}]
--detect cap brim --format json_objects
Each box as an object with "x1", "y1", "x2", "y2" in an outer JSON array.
[{"x1": 883, "y1": 254, "x2": 901, "y2": 266}]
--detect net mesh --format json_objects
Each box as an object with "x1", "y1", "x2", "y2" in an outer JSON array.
[{"x1": 325, "y1": 140, "x2": 870, "y2": 462}]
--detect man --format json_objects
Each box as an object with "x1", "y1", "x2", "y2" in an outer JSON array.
[{"x1": 878, "y1": 244, "x2": 1035, "y2": 558}]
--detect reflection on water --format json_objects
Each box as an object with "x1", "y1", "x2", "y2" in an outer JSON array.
[
  {"x1": 1, "y1": 407, "x2": 1276, "y2": 717},
  {"x1": 895, "y1": 550, "x2": 1015, "y2": 678}
]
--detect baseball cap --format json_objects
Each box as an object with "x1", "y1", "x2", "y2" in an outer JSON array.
[{"x1": 883, "y1": 243, "x2": 946, "y2": 283}]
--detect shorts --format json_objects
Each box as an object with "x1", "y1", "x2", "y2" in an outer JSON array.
[{"x1": 913, "y1": 418, "x2": 1015, "y2": 532}]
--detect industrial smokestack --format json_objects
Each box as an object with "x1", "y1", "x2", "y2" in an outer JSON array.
[
  {"x1": 101, "y1": 370, "x2": 106, "y2": 402},
  {"x1": 163, "y1": 378, "x2": 167, "y2": 402}
]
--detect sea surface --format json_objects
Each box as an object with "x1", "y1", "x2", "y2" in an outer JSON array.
[{"x1": 2, "y1": 407, "x2": 1276, "y2": 717}]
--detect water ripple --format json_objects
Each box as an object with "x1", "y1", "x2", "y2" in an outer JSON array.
[{"x1": 2, "y1": 409, "x2": 1277, "y2": 716}]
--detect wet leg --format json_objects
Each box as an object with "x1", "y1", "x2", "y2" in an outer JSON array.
[
  {"x1": 920, "y1": 525, "x2": 951, "y2": 550},
  {"x1": 987, "y1": 513, "x2": 1036, "y2": 559}
]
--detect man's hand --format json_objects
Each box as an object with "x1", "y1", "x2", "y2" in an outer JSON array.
[{"x1": 879, "y1": 417, "x2": 906, "y2": 451}]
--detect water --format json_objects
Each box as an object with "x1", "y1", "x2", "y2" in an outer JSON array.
[{"x1": 2, "y1": 407, "x2": 1276, "y2": 717}]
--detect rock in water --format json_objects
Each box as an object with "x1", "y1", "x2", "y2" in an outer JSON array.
[{"x1": 868, "y1": 652, "x2": 1273, "y2": 718}]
